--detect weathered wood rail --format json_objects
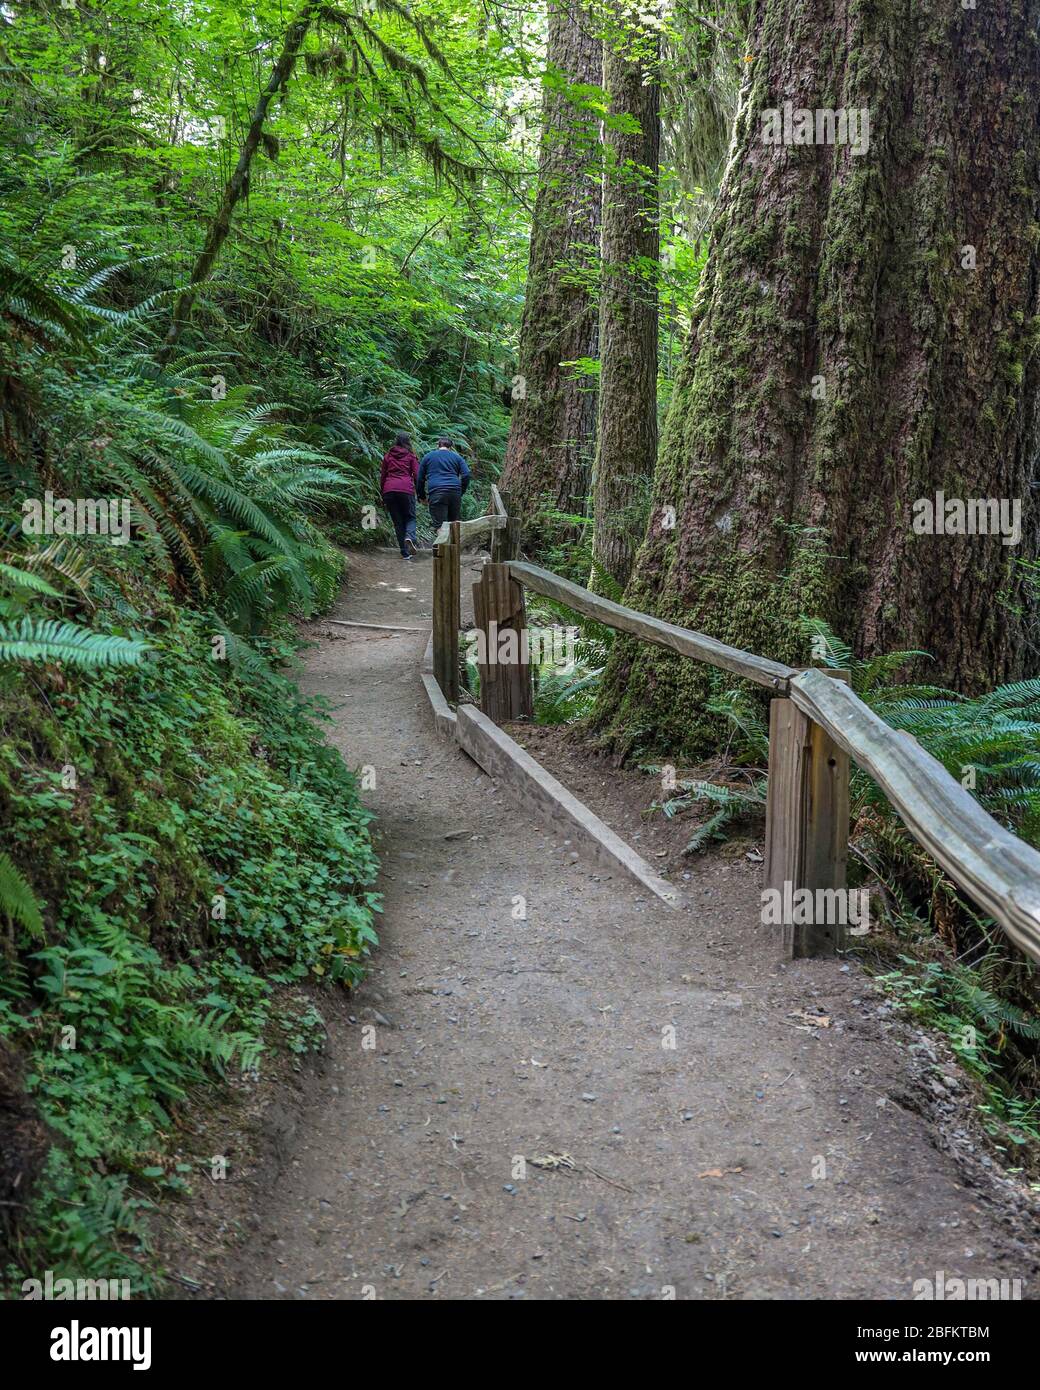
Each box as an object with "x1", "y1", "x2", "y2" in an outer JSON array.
[{"x1": 430, "y1": 488, "x2": 1040, "y2": 964}]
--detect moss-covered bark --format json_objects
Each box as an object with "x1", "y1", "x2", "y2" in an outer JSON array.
[
  {"x1": 591, "y1": 19, "x2": 660, "y2": 589},
  {"x1": 499, "y1": 1, "x2": 602, "y2": 541},
  {"x1": 597, "y1": 0, "x2": 1040, "y2": 759}
]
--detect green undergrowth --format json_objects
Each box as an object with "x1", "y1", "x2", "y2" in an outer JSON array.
[
  {"x1": 0, "y1": 557, "x2": 379, "y2": 1294},
  {"x1": 515, "y1": 505, "x2": 616, "y2": 724},
  {"x1": 873, "y1": 958, "x2": 1040, "y2": 1170}
]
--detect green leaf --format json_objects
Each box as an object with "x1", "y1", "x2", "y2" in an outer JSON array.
[
  {"x1": 0, "y1": 853, "x2": 44, "y2": 938},
  {"x1": 0, "y1": 618, "x2": 149, "y2": 668}
]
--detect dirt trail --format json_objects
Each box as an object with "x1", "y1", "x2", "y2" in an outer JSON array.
[{"x1": 226, "y1": 546, "x2": 1036, "y2": 1301}]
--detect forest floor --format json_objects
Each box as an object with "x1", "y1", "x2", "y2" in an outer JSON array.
[{"x1": 170, "y1": 545, "x2": 1038, "y2": 1301}]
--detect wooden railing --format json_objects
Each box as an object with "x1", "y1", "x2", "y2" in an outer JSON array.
[{"x1": 431, "y1": 489, "x2": 1040, "y2": 964}]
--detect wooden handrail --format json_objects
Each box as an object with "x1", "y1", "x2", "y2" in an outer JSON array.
[
  {"x1": 460, "y1": 513, "x2": 506, "y2": 540},
  {"x1": 506, "y1": 561, "x2": 793, "y2": 692},
  {"x1": 433, "y1": 514, "x2": 505, "y2": 547}
]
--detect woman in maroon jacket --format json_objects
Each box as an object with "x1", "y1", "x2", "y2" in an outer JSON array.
[{"x1": 380, "y1": 432, "x2": 420, "y2": 559}]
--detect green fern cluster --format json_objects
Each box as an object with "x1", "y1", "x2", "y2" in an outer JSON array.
[
  {"x1": 2, "y1": 249, "x2": 364, "y2": 638},
  {"x1": 801, "y1": 617, "x2": 1040, "y2": 841},
  {"x1": 643, "y1": 767, "x2": 767, "y2": 852},
  {"x1": 0, "y1": 539, "x2": 152, "y2": 937},
  {"x1": 877, "y1": 955, "x2": 1040, "y2": 1150}
]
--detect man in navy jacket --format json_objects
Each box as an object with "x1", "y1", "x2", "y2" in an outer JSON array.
[{"x1": 418, "y1": 438, "x2": 471, "y2": 526}]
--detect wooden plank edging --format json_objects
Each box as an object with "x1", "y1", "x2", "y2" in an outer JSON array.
[
  {"x1": 455, "y1": 705, "x2": 681, "y2": 908},
  {"x1": 421, "y1": 669, "x2": 457, "y2": 739},
  {"x1": 326, "y1": 619, "x2": 428, "y2": 633}
]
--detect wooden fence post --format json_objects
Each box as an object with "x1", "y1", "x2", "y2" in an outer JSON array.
[
  {"x1": 493, "y1": 487, "x2": 519, "y2": 564},
  {"x1": 763, "y1": 670, "x2": 850, "y2": 958},
  {"x1": 432, "y1": 520, "x2": 460, "y2": 704},
  {"x1": 471, "y1": 562, "x2": 533, "y2": 722}
]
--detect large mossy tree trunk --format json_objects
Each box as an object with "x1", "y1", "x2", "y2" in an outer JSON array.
[
  {"x1": 596, "y1": 0, "x2": 1040, "y2": 759},
  {"x1": 499, "y1": 0, "x2": 602, "y2": 546},
  {"x1": 590, "y1": 23, "x2": 660, "y2": 589}
]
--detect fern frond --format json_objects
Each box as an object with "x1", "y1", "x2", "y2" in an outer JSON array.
[
  {"x1": 16, "y1": 537, "x2": 96, "y2": 600},
  {"x1": 0, "y1": 618, "x2": 149, "y2": 667},
  {"x1": 209, "y1": 617, "x2": 280, "y2": 684},
  {"x1": 0, "y1": 246, "x2": 90, "y2": 348},
  {"x1": 0, "y1": 854, "x2": 44, "y2": 938},
  {"x1": 683, "y1": 809, "x2": 733, "y2": 854},
  {"x1": 0, "y1": 562, "x2": 63, "y2": 598}
]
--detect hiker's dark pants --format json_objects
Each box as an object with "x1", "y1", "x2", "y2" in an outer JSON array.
[
  {"x1": 383, "y1": 491, "x2": 416, "y2": 555},
  {"x1": 427, "y1": 489, "x2": 462, "y2": 527}
]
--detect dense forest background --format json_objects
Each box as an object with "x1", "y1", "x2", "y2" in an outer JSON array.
[{"x1": 3, "y1": 0, "x2": 1040, "y2": 1293}]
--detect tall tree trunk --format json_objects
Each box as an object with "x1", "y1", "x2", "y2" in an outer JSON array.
[
  {"x1": 596, "y1": 0, "x2": 1040, "y2": 757},
  {"x1": 499, "y1": 1, "x2": 602, "y2": 544},
  {"x1": 590, "y1": 21, "x2": 660, "y2": 589},
  {"x1": 157, "y1": 2, "x2": 317, "y2": 365}
]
